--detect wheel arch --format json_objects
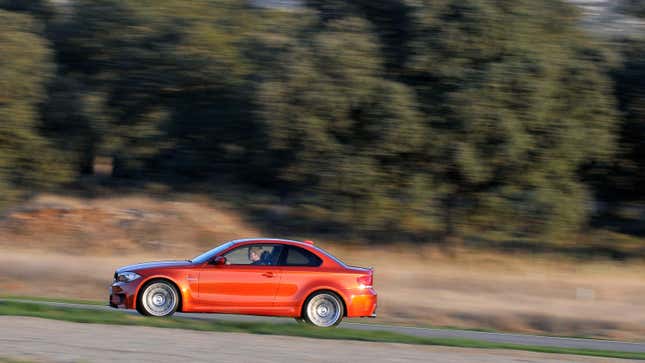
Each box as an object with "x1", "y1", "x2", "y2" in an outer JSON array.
[
  {"x1": 135, "y1": 276, "x2": 184, "y2": 312},
  {"x1": 299, "y1": 288, "x2": 348, "y2": 318}
]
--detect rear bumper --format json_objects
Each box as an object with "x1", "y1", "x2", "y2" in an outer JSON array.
[
  {"x1": 345, "y1": 288, "x2": 377, "y2": 318},
  {"x1": 109, "y1": 281, "x2": 139, "y2": 309}
]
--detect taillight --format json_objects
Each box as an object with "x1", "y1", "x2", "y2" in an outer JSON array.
[{"x1": 357, "y1": 274, "x2": 373, "y2": 289}]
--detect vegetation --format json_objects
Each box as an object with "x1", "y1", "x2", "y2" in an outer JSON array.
[
  {"x1": 0, "y1": 358, "x2": 37, "y2": 363},
  {"x1": 0, "y1": 295, "x2": 105, "y2": 306},
  {"x1": 0, "y1": 0, "x2": 643, "y2": 247},
  {"x1": 618, "y1": 0, "x2": 645, "y2": 18},
  {"x1": 1, "y1": 300, "x2": 644, "y2": 360},
  {"x1": 0, "y1": 9, "x2": 71, "y2": 208}
]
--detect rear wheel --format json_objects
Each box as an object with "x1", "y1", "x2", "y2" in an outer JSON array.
[
  {"x1": 303, "y1": 291, "x2": 344, "y2": 327},
  {"x1": 137, "y1": 280, "x2": 179, "y2": 317}
]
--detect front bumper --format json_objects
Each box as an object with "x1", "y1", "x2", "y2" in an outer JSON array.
[{"x1": 109, "y1": 281, "x2": 139, "y2": 309}]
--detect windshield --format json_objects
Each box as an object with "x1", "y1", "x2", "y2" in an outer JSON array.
[{"x1": 190, "y1": 241, "x2": 235, "y2": 264}]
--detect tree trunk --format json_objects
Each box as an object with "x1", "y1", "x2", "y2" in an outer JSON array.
[{"x1": 441, "y1": 193, "x2": 463, "y2": 257}]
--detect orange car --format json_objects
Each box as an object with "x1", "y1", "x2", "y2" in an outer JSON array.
[{"x1": 109, "y1": 238, "x2": 377, "y2": 327}]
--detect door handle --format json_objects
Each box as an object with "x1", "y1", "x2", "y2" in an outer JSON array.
[{"x1": 262, "y1": 272, "x2": 274, "y2": 278}]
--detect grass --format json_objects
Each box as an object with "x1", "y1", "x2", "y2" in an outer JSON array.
[
  {"x1": 0, "y1": 296, "x2": 609, "y2": 341},
  {"x1": 0, "y1": 295, "x2": 104, "y2": 306},
  {"x1": 1, "y1": 301, "x2": 644, "y2": 360}
]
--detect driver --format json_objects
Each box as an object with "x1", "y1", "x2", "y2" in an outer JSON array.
[{"x1": 248, "y1": 246, "x2": 263, "y2": 265}]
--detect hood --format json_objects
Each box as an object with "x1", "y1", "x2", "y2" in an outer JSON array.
[{"x1": 116, "y1": 260, "x2": 192, "y2": 273}]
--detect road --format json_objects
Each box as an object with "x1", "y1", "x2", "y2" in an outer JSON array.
[
  {"x1": 0, "y1": 316, "x2": 635, "y2": 363},
  {"x1": 2, "y1": 298, "x2": 645, "y2": 354}
]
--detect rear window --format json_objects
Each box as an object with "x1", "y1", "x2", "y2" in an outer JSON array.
[
  {"x1": 281, "y1": 246, "x2": 322, "y2": 267},
  {"x1": 309, "y1": 244, "x2": 347, "y2": 267}
]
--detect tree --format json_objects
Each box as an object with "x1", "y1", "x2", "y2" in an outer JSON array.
[
  {"x1": 406, "y1": 0, "x2": 618, "y2": 238},
  {"x1": 304, "y1": 0, "x2": 414, "y2": 73},
  {"x1": 0, "y1": 0, "x2": 625, "y2": 244},
  {"x1": 0, "y1": 10, "x2": 71, "y2": 207},
  {"x1": 258, "y1": 17, "x2": 433, "y2": 233},
  {"x1": 618, "y1": 0, "x2": 645, "y2": 19},
  {"x1": 0, "y1": 0, "x2": 55, "y2": 21},
  {"x1": 603, "y1": 38, "x2": 645, "y2": 200},
  {"x1": 50, "y1": 0, "x2": 259, "y2": 178}
]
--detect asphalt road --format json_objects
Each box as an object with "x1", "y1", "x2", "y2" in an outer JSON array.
[
  {"x1": 3, "y1": 298, "x2": 645, "y2": 354},
  {"x1": 0, "y1": 316, "x2": 635, "y2": 363}
]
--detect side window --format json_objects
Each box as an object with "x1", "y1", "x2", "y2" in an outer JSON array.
[
  {"x1": 281, "y1": 246, "x2": 322, "y2": 267},
  {"x1": 223, "y1": 244, "x2": 281, "y2": 265}
]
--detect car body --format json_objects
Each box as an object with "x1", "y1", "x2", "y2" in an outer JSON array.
[{"x1": 109, "y1": 238, "x2": 377, "y2": 327}]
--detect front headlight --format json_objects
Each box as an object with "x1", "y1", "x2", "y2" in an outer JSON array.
[{"x1": 116, "y1": 271, "x2": 141, "y2": 283}]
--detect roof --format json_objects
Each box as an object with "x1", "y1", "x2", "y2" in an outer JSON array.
[{"x1": 229, "y1": 237, "x2": 313, "y2": 246}]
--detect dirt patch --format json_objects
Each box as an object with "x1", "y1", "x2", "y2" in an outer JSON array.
[{"x1": 0, "y1": 194, "x2": 259, "y2": 255}]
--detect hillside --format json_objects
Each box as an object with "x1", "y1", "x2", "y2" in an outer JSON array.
[
  {"x1": 2, "y1": 193, "x2": 645, "y2": 340},
  {"x1": 0, "y1": 194, "x2": 260, "y2": 255}
]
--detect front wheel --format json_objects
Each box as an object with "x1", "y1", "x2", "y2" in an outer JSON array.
[
  {"x1": 137, "y1": 280, "x2": 179, "y2": 317},
  {"x1": 302, "y1": 292, "x2": 344, "y2": 327}
]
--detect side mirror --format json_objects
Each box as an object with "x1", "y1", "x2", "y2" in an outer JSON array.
[{"x1": 211, "y1": 256, "x2": 226, "y2": 266}]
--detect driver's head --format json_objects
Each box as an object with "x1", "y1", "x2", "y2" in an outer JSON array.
[{"x1": 248, "y1": 246, "x2": 262, "y2": 262}]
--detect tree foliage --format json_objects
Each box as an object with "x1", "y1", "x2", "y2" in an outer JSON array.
[
  {"x1": 405, "y1": 0, "x2": 617, "y2": 237},
  {"x1": 0, "y1": 0, "x2": 638, "y2": 243},
  {"x1": 0, "y1": 10, "x2": 71, "y2": 207},
  {"x1": 259, "y1": 17, "x2": 430, "y2": 232},
  {"x1": 0, "y1": 0, "x2": 55, "y2": 21},
  {"x1": 618, "y1": 0, "x2": 645, "y2": 18},
  {"x1": 607, "y1": 38, "x2": 645, "y2": 199}
]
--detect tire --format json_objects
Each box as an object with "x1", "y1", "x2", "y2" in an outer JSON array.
[
  {"x1": 302, "y1": 291, "x2": 344, "y2": 327},
  {"x1": 137, "y1": 280, "x2": 179, "y2": 317}
]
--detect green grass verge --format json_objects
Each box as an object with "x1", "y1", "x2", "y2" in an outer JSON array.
[
  {"x1": 0, "y1": 295, "x2": 104, "y2": 306},
  {"x1": 0, "y1": 301, "x2": 643, "y2": 360},
  {"x1": 0, "y1": 297, "x2": 611, "y2": 342},
  {"x1": 0, "y1": 296, "x2": 604, "y2": 340},
  {"x1": 0, "y1": 296, "x2": 614, "y2": 345}
]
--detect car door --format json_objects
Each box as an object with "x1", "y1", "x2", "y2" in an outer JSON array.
[
  {"x1": 273, "y1": 245, "x2": 324, "y2": 315},
  {"x1": 197, "y1": 244, "x2": 283, "y2": 314}
]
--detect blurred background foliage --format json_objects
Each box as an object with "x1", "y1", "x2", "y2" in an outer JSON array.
[
  {"x1": 618, "y1": 0, "x2": 645, "y2": 19},
  {"x1": 0, "y1": 0, "x2": 644, "y2": 247}
]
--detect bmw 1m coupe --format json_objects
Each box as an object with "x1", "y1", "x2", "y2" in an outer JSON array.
[{"x1": 109, "y1": 238, "x2": 377, "y2": 327}]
